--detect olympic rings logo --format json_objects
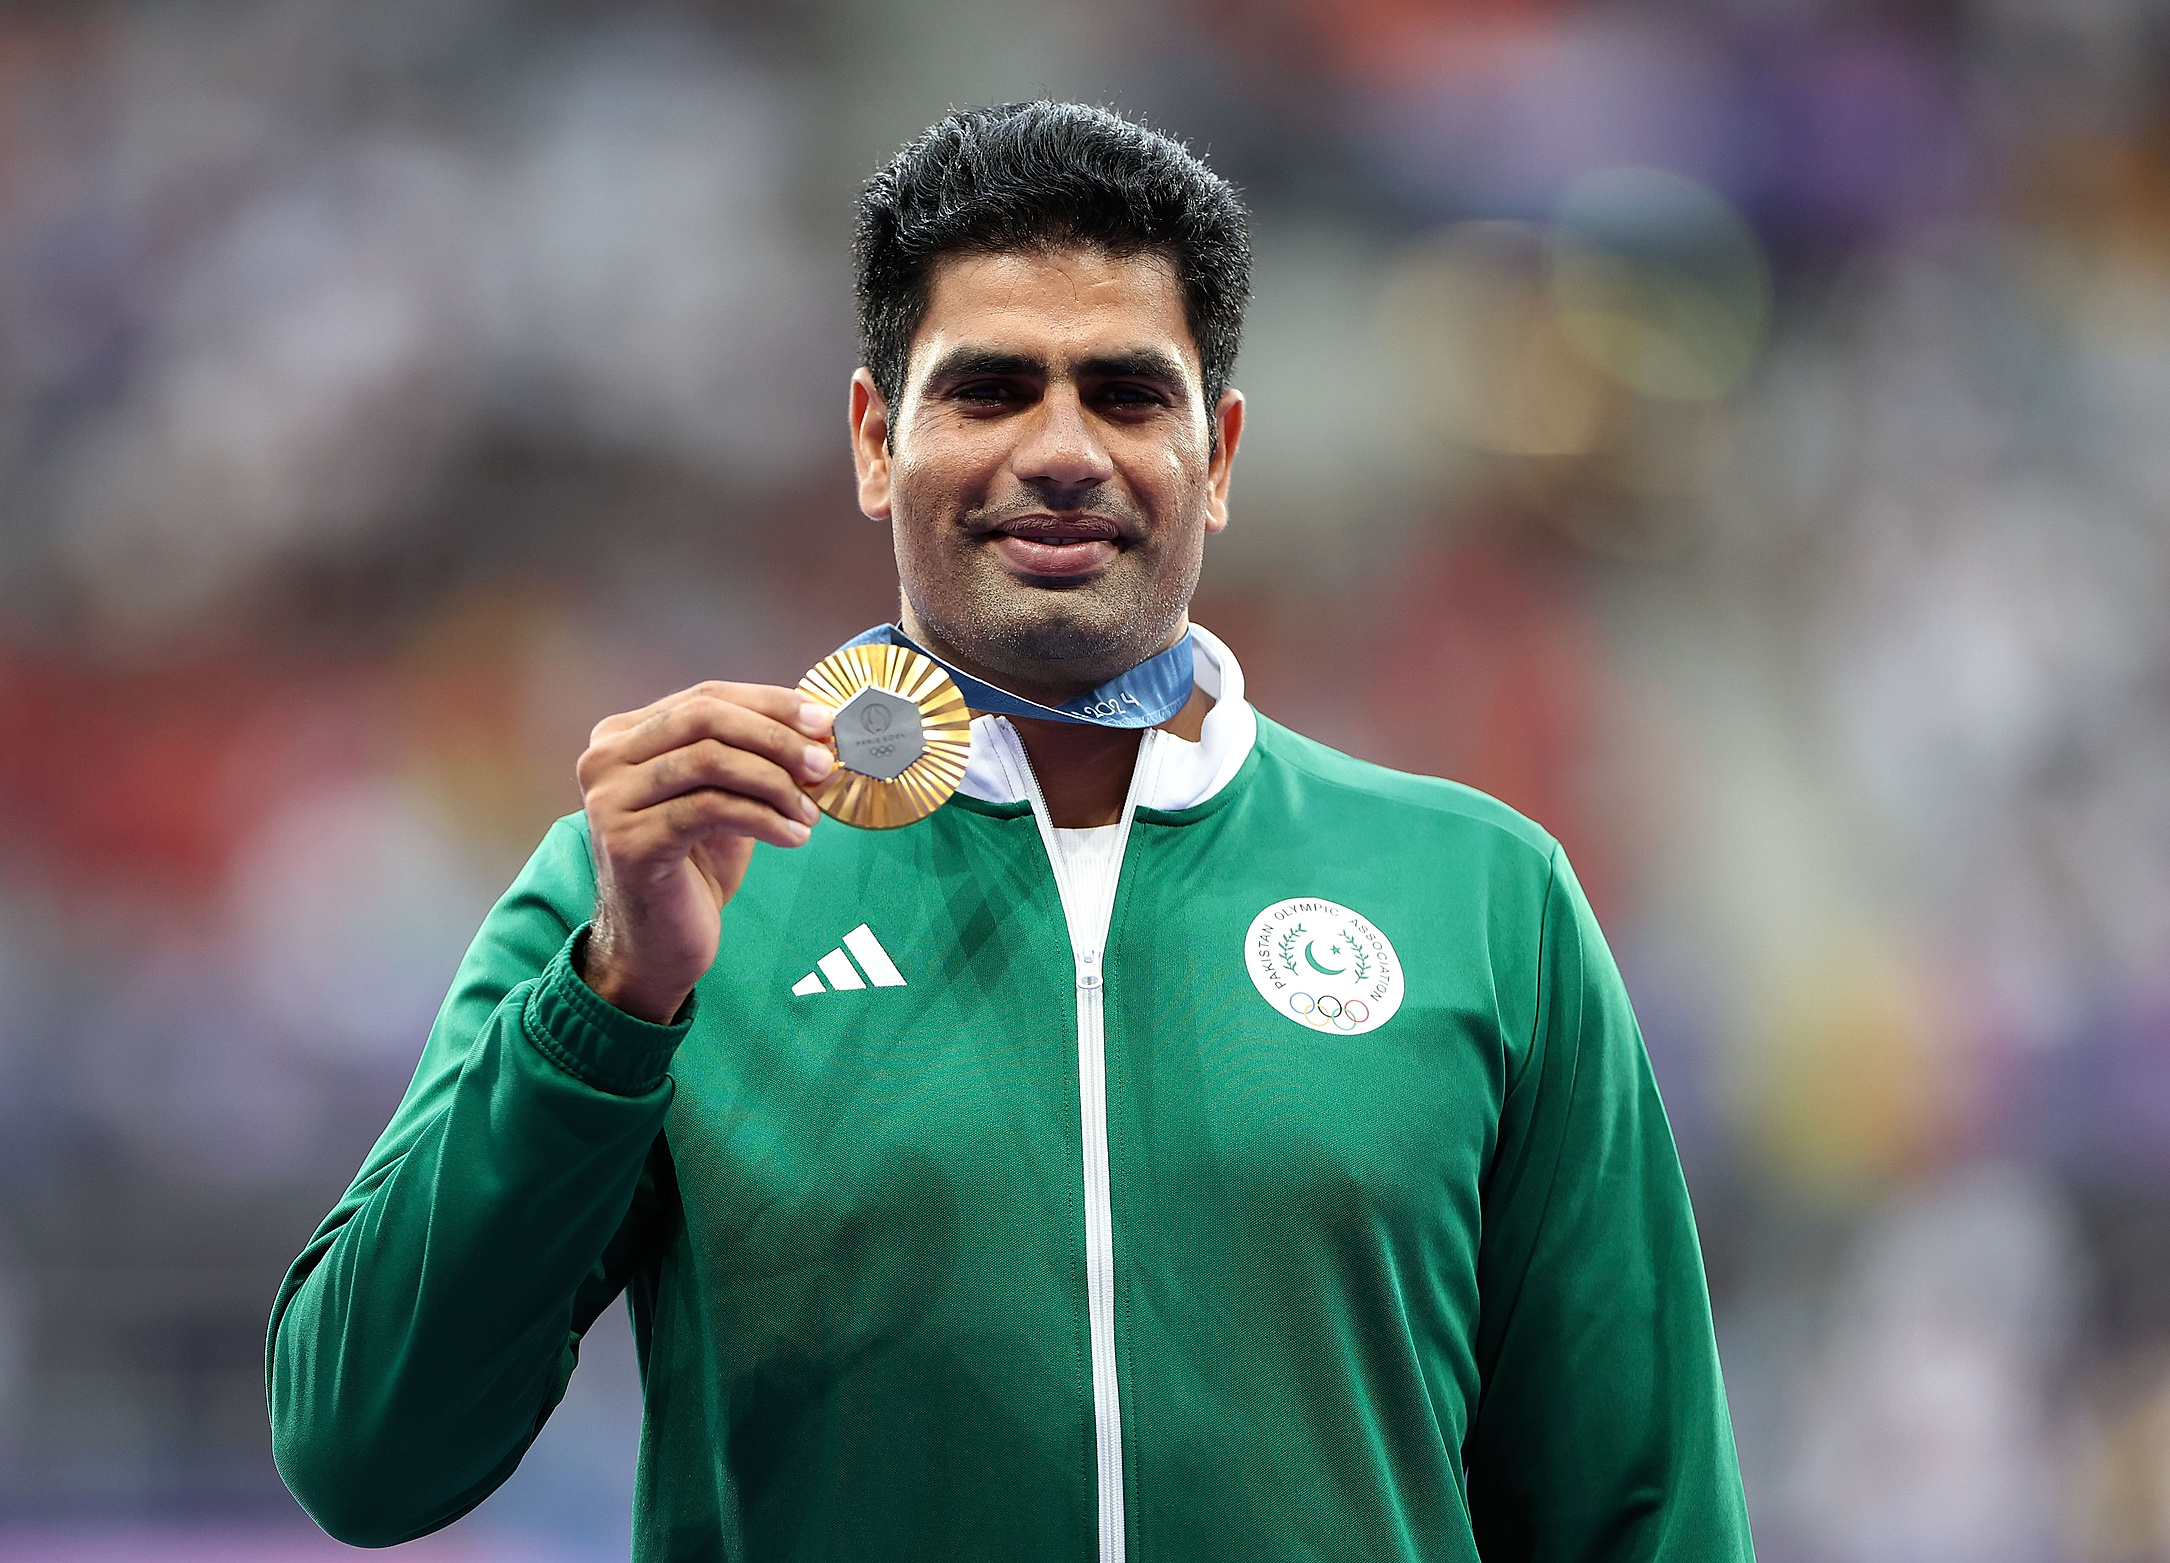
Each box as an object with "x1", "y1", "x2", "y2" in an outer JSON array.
[{"x1": 1287, "y1": 992, "x2": 1370, "y2": 1032}]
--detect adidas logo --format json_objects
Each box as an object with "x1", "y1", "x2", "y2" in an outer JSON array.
[{"x1": 791, "y1": 924, "x2": 907, "y2": 996}]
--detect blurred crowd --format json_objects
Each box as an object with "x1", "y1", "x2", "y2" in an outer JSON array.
[{"x1": 0, "y1": 0, "x2": 2167, "y2": 1558}]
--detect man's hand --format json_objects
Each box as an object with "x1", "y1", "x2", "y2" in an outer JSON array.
[{"x1": 576, "y1": 682, "x2": 836, "y2": 1024}]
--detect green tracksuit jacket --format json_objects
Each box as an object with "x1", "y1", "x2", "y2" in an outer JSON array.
[{"x1": 267, "y1": 632, "x2": 1753, "y2": 1561}]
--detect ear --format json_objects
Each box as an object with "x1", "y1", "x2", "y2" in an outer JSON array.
[
  {"x1": 1203, "y1": 388, "x2": 1245, "y2": 535},
  {"x1": 850, "y1": 368, "x2": 893, "y2": 521}
]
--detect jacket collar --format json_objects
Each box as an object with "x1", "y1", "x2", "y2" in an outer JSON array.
[{"x1": 957, "y1": 623, "x2": 1257, "y2": 813}]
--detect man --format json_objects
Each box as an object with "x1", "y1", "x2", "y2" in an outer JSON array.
[{"x1": 269, "y1": 101, "x2": 1754, "y2": 1561}]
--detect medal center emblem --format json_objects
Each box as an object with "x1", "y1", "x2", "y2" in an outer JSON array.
[
  {"x1": 832, "y1": 686, "x2": 926, "y2": 781},
  {"x1": 1243, "y1": 898, "x2": 1404, "y2": 1036}
]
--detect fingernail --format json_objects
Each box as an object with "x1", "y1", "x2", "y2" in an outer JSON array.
[
  {"x1": 803, "y1": 745, "x2": 834, "y2": 779},
  {"x1": 799, "y1": 793, "x2": 821, "y2": 824},
  {"x1": 799, "y1": 702, "x2": 829, "y2": 733},
  {"x1": 785, "y1": 819, "x2": 812, "y2": 843}
]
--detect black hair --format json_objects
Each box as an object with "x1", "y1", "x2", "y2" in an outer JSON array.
[{"x1": 853, "y1": 101, "x2": 1251, "y2": 423}]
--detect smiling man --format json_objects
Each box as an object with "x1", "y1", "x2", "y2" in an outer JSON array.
[{"x1": 268, "y1": 103, "x2": 1755, "y2": 1562}]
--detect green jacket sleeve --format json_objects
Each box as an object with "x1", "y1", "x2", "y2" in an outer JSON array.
[
  {"x1": 1464, "y1": 846, "x2": 1754, "y2": 1562},
  {"x1": 266, "y1": 815, "x2": 688, "y2": 1548}
]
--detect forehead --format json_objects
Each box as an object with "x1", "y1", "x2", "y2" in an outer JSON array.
[{"x1": 909, "y1": 247, "x2": 1199, "y2": 380}]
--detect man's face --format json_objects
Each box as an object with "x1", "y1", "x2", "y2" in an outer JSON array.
[{"x1": 850, "y1": 246, "x2": 1244, "y2": 700}]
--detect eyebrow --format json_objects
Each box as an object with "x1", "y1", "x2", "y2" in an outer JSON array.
[
  {"x1": 1082, "y1": 348, "x2": 1190, "y2": 388},
  {"x1": 922, "y1": 347, "x2": 1044, "y2": 385},
  {"x1": 920, "y1": 344, "x2": 1193, "y2": 391}
]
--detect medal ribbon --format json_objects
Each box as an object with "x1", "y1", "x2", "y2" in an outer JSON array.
[{"x1": 839, "y1": 623, "x2": 1194, "y2": 729}]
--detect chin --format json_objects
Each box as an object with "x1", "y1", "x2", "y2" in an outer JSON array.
[{"x1": 935, "y1": 593, "x2": 1171, "y2": 686}]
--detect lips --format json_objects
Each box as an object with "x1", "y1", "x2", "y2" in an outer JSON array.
[{"x1": 984, "y1": 515, "x2": 1123, "y2": 580}]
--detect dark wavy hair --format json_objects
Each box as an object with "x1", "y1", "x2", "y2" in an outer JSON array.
[{"x1": 854, "y1": 101, "x2": 1252, "y2": 423}]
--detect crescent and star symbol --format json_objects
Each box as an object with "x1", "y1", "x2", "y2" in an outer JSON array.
[{"x1": 1303, "y1": 940, "x2": 1346, "y2": 977}]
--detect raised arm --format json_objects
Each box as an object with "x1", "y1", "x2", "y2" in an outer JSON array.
[
  {"x1": 267, "y1": 681, "x2": 834, "y2": 1545},
  {"x1": 1464, "y1": 847, "x2": 1755, "y2": 1562}
]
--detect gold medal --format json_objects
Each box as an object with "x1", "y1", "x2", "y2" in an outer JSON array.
[{"x1": 797, "y1": 643, "x2": 971, "y2": 829}]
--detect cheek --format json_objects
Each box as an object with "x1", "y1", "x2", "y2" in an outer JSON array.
[
  {"x1": 886, "y1": 456, "x2": 951, "y2": 538},
  {"x1": 891, "y1": 445, "x2": 936, "y2": 494},
  {"x1": 1161, "y1": 417, "x2": 1210, "y2": 482},
  {"x1": 1149, "y1": 441, "x2": 1209, "y2": 514},
  {"x1": 893, "y1": 432, "x2": 997, "y2": 509}
]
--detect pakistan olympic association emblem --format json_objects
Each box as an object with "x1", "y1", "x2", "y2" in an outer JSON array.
[{"x1": 1244, "y1": 897, "x2": 1405, "y2": 1036}]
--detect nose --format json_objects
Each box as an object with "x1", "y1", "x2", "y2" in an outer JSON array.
[{"x1": 1011, "y1": 382, "x2": 1114, "y2": 498}]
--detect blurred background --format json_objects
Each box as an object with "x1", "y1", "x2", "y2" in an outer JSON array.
[{"x1": 0, "y1": 0, "x2": 2166, "y2": 1557}]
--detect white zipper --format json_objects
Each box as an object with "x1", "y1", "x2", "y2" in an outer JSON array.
[{"x1": 991, "y1": 717, "x2": 1159, "y2": 1563}]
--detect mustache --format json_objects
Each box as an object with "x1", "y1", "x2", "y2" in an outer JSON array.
[{"x1": 962, "y1": 490, "x2": 1148, "y2": 538}]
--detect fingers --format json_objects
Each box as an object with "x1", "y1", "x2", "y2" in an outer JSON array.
[
  {"x1": 647, "y1": 787, "x2": 814, "y2": 852},
  {"x1": 623, "y1": 698, "x2": 829, "y2": 779},
  {"x1": 583, "y1": 687, "x2": 835, "y2": 787},
  {"x1": 590, "y1": 769, "x2": 814, "y2": 869},
  {"x1": 577, "y1": 679, "x2": 837, "y2": 1010},
  {"x1": 619, "y1": 738, "x2": 821, "y2": 823},
  {"x1": 580, "y1": 680, "x2": 841, "y2": 864},
  {"x1": 589, "y1": 680, "x2": 832, "y2": 750}
]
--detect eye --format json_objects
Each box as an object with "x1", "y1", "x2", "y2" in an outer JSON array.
[
  {"x1": 1098, "y1": 383, "x2": 1168, "y2": 409},
  {"x1": 952, "y1": 380, "x2": 1017, "y2": 405}
]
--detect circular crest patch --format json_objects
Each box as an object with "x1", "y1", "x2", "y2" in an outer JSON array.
[{"x1": 1244, "y1": 898, "x2": 1404, "y2": 1036}]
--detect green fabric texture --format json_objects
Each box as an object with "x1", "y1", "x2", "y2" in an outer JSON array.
[{"x1": 267, "y1": 716, "x2": 1754, "y2": 1560}]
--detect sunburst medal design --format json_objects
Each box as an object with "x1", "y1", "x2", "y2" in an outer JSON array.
[{"x1": 797, "y1": 643, "x2": 971, "y2": 829}]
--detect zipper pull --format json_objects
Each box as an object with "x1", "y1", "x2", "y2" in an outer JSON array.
[{"x1": 1077, "y1": 948, "x2": 1103, "y2": 990}]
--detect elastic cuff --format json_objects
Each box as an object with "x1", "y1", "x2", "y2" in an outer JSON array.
[{"x1": 522, "y1": 925, "x2": 694, "y2": 1096}]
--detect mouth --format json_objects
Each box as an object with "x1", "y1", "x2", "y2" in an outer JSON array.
[{"x1": 982, "y1": 515, "x2": 1125, "y2": 580}]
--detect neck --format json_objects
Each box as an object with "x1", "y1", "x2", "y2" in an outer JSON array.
[
  {"x1": 1008, "y1": 683, "x2": 1212, "y2": 828},
  {"x1": 897, "y1": 609, "x2": 1209, "y2": 826}
]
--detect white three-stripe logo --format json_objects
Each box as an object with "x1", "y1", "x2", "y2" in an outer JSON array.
[{"x1": 790, "y1": 924, "x2": 907, "y2": 995}]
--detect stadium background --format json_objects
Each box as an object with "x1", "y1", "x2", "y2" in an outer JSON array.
[{"x1": 1, "y1": 0, "x2": 2167, "y2": 1558}]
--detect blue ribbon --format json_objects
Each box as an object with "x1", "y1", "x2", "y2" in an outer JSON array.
[{"x1": 841, "y1": 623, "x2": 1194, "y2": 729}]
